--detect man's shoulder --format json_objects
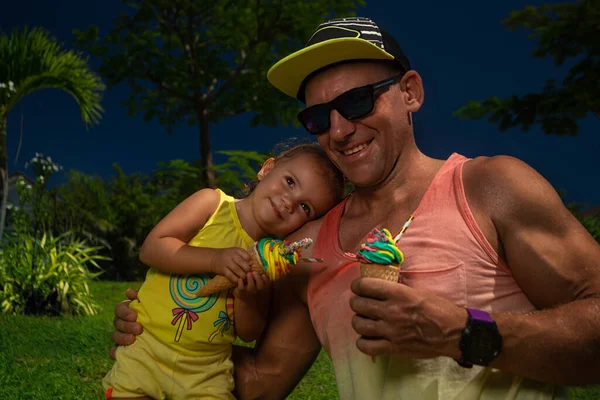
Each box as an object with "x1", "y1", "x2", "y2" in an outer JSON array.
[
  {"x1": 465, "y1": 154, "x2": 529, "y2": 178},
  {"x1": 463, "y1": 155, "x2": 557, "y2": 219},
  {"x1": 464, "y1": 155, "x2": 541, "y2": 191}
]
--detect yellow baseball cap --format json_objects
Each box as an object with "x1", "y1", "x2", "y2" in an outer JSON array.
[{"x1": 268, "y1": 17, "x2": 411, "y2": 102}]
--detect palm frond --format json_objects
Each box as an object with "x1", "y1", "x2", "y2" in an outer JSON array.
[{"x1": 0, "y1": 26, "x2": 104, "y2": 126}]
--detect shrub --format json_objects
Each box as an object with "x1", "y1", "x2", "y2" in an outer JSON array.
[{"x1": 0, "y1": 231, "x2": 108, "y2": 316}]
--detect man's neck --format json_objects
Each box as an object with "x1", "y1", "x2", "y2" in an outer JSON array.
[{"x1": 349, "y1": 148, "x2": 444, "y2": 218}]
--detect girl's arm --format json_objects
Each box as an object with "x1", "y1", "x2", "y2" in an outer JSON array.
[
  {"x1": 139, "y1": 189, "x2": 250, "y2": 276},
  {"x1": 234, "y1": 272, "x2": 272, "y2": 342}
]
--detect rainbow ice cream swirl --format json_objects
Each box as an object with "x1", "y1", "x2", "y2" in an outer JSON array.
[
  {"x1": 357, "y1": 228, "x2": 404, "y2": 265},
  {"x1": 253, "y1": 238, "x2": 312, "y2": 280}
]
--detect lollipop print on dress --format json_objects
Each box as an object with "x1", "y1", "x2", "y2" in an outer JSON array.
[
  {"x1": 208, "y1": 289, "x2": 235, "y2": 342},
  {"x1": 170, "y1": 274, "x2": 219, "y2": 342}
]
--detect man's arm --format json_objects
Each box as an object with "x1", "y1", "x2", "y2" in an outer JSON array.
[
  {"x1": 233, "y1": 273, "x2": 322, "y2": 399},
  {"x1": 233, "y1": 220, "x2": 324, "y2": 399},
  {"x1": 463, "y1": 155, "x2": 600, "y2": 384}
]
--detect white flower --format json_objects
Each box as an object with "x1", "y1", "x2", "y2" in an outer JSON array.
[
  {"x1": 6, "y1": 203, "x2": 12, "y2": 210},
  {"x1": 39, "y1": 176, "x2": 45, "y2": 183},
  {"x1": 8, "y1": 81, "x2": 15, "y2": 91},
  {"x1": 25, "y1": 184, "x2": 32, "y2": 190},
  {"x1": 53, "y1": 165, "x2": 59, "y2": 171},
  {"x1": 0, "y1": 83, "x2": 5, "y2": 88}
]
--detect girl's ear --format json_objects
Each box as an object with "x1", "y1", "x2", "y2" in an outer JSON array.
[{"x1": 257, "y1": 157, "x2": 276, "y2": 180}]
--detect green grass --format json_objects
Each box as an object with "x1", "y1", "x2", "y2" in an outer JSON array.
[
  {"x1": 0, "y1": 281, "x2": 598, "y2": 399},
  {"x1": 0, "y1": 281, "x2": 337, "y2": 399}
]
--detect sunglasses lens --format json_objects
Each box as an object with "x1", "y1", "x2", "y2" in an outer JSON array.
[
  {"x1": 300, "y1": 105, "x2": 330, "y2": 135},
  {"x1": 337, "y1": 87, "x2": 374, "y2": 120}
]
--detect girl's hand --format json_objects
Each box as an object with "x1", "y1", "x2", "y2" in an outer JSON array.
[
  {"x1": 234, "y1": 271, "x2": 271, "y2": 300},
  {"x1": 212, "y1": 247, "x2": 253, "y2": 283}
]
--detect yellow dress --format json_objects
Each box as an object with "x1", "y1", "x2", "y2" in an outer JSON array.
[{"x1": 103, "y1": 189, "x2": 254, "y2": 400}]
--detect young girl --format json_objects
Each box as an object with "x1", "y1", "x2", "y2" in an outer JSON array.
[{"x1": 103, "y1": 144, "x2": 345, "y2": 400}]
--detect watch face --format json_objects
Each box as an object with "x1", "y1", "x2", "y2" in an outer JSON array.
[{"x1": 461, "y1": 320, "x2": 503, "y2": 365}]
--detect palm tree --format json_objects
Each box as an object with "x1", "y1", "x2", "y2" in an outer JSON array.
[{"x1": 0, "y1": 27, "x2": 104, "y2": 239}]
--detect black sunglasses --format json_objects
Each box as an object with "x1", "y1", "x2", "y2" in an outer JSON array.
[{"x1": 297, "y1": 73, "x2": 404, "y2": 135}]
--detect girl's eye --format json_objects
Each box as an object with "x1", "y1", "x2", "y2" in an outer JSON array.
[
  {"x1": 286, "y1": 177, "x2": 295, "y2": 187},
  {"x1": 301, "y1": 203, "x2": 311, "y2": 216}
]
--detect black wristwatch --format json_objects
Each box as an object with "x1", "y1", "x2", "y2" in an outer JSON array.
[{"x1": 457, "y1": 308, "x2": 503, "y2": 368}]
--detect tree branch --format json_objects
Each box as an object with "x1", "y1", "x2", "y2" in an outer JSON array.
[
  {"x1": 143, "y1": 66, "x2": 195, "y2": 102},
  {"x1": 205, "y1": 1, "x2": 284, "y2": 103}
]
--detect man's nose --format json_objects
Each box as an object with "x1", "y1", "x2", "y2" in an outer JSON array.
[{"x1": 328, "y1": 109, "x2": 355, "y2": 142}]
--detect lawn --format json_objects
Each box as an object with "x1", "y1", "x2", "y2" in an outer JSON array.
[
  {"x1": 0, "y1": 280, "x2": 598, "y2": 399},
  {"x1": 0, "y1": 281, "x2": 336, "y2": 399}
]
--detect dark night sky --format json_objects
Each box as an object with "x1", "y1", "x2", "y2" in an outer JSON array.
[{"x1": 2, "y1": 0, "x2": 599, "y2": 207}]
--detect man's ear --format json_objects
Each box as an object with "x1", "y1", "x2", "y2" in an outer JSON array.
[
  {"x1": 257, "y1": 157, "x2": 276, "y2": 180},
  {"x1": 400, "y1": 70, "x2": 424, "y2": 113}
]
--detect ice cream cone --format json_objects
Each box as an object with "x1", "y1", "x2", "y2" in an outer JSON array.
[
  {"x1": 195, "y1": 238, "x2": 316, "y2": 298},
  {"x1": 359, "y1": 263, "x2": 400, "y2": 282},
  {"x1": 196, "y1": 246, "x2": 265, "y2": 297},
  {"x1": 360, "y1": 263, "x2": 400, "y2": 362},
  {"x1": 357, "y1": 227, "x2": 411, "y2": 364}
]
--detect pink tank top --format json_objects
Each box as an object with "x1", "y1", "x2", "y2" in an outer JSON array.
[{"x1": 307, "y1": 153, "x2": 564, "y2": 400}]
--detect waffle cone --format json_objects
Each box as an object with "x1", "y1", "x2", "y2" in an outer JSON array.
[
  {"x1": 359, "y1": 263, "x2": 400, "y2": 282},
  {"x1": 360, "y1": 263, "x2": 400, "y2": 363},
  {"x1": 196, "y1": 247, "x2": 265, "y2": 297}
]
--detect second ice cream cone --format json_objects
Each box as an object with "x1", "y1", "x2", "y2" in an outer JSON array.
[
  {"x1": 196, "y1": 247, "x2": 264, "y2": 297},
  {"x1": 196, "y1": 238, "x2": 314, "y2": 298}
]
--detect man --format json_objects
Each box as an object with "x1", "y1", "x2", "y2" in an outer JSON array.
[{"x1": 113, "y1": 17, "x2": 600, "y2": 399}]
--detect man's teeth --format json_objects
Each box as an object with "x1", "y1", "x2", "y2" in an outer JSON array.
[{"x1": 343, "y1": 143, "x2": 368, "y2": 156}]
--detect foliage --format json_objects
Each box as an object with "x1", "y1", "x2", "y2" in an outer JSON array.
[
  {"x1": 6, "y1": 154, "x2": 90, "y2": 238},
  {"x1": 214, "y1": 150, "x2": 269, "y2": 196},
  {"x1": 2, "y1": 155, "x2": 109, "y2": 317},
  {"x1": 54, "y1": 164, "x2": 159, "y2": 281},
  {"x1": 0, "y1": 231, "x2": 107, "y2": 316},
  {"x1": 154, "y1": 150, "x2": 268, "y2": 199},
  {"x1": 0, "y1": 27, "x2": 104, "y2": 240},
  {"x1": 73, "y1": 0, "x2": 363, "y2": 187},
  {"x1": 455, "y1": 0, "x2": 599, "y2": 136}
]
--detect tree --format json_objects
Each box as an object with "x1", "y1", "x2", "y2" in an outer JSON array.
[
  {"x1": 0, "y1": 27, "x2": 104, "y2": 240},
  {"x1": 455, "y1": 0, "x2": 599, "y2": 136},
  {"x1": 74, "y1": 0, "x2": 363, "y2": 188}
]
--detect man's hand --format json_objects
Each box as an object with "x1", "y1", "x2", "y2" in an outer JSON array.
[
  {"x1": 109, "y1": 289, "x2": 143, "y2": 360},
  {"x1": 350, "y1": 277, "x2": 466, "y2": 360},
  {"x1": 212, "y1": 247, "x2": 252, "y2": 283}
]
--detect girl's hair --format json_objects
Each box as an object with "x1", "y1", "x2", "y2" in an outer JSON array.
[{"x1": 245, "y1": 143, "x2": 345, "y2": 207}]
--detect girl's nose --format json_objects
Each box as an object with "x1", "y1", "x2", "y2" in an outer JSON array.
[{"x1": 282, "y1": 194, "x2": 295, "y2": 213}]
